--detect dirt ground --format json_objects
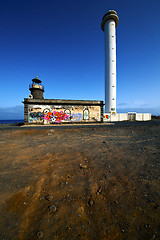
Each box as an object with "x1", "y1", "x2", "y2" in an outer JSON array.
[{"x1": 0, "y1": 121, "x2": 160, "y2": 240}]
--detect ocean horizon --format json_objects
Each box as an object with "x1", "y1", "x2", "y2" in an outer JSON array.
[{"x1": 0, "y1": 119, "x2": 24, "y2": 124}]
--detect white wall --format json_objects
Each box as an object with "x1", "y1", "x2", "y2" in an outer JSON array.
[
  {"x1": 103, "y1": 113, "x2": 151, "y2": 122},
  {"x1": 110, "y1": 113, "x2": 118, "y2": 121},
  {"x1": 136, "y1": 113, "x2": 143, "y2": 121},
  {"x1": 118, "y1": 113, "x2": 128, "y2": 121},
  {"x1": 136, "y1": 113, "x2": 151, "y2": 121},
  {"x1": 143, "y1": 113, "x2": 151, "y2": 121},
  {"x1": 103, "y1": 113, "x2": 111, "y2": 122}
]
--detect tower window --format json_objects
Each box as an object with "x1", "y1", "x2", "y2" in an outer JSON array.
[
  {"x1": 112, "y1": 60, "x2": 114, "y2": 62},
  {"x1": 112, "y1": 98, "x2": 115, "y2": 100},
  {"x1": 112, "y1": 48, "x2": 114, "y2": 50},
  {"x1": 112, "y1": 73, "x2": 115, "y2": 75}
]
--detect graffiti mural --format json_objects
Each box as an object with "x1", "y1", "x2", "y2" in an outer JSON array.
[
  {"x1": 29, "y1": 112, "x2": 44, "y2": 123},
  {"x1": 42, "y1": 109, "x2": 69, "y2": 123},
  {"x1": 28, "y1": 104, "x2": 101, "y2": 124},
  {"x1": 71, "y1": 113, "x2": 83, "y2": 121},
  {"x1": 103, "y1": 114, "x2": 111, "y2": 122},
  {"x1": 83, "y1": 109, "x2": 89, "y2": 120}
]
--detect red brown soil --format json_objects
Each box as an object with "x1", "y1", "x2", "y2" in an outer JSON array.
[{"x1": 0, "y1": 121, "x2": 160, "y2": 240}]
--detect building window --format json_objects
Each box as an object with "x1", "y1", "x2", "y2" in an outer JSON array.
[
  {"x1": 112, "y1": 98, "x2": 115, "y2": 100},
  {"x1": 112, "y1": 60, "x2": 114, "y2": 62}
]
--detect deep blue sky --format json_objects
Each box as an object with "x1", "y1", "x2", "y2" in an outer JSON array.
[{"x1": 0, "y1": 0, "x2": 160, "y2": 119}]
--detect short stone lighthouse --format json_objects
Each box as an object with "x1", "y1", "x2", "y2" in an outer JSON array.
[
  {"x1": 29, "y1": 76, "x2": 44, "y2": 99},
  {"x1": 101, "y1": 10, "x2": 119, "y2": 113}
]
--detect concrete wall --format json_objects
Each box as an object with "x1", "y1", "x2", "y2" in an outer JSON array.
[
  {"x1": 110, "y1": 113, "x2": 119, "y2": 121},
  {"x1": 136, "y1": 113, "x2": 151, "y2": 121},
  {"x1": 104, "y1": 113, "x2": 127, "y2": 122},
  {"x1": 143, "y1": 113, "x2": 151, "y2": 121},
  {"x1": 118, "y1": 113, "x2": 128, "y2": 121},
  {"x1": 135, "y1": 113, "x2": 143, "y2": 121},
  {"x1": 27, "y1": 104, "x2": 102, "y2": 124},
  {"x1": 103, "y1": 113, "x2": 111, "y2": 122},
  {"x1": 103, "y1": 113, "x2": 151, "y2": 122}
]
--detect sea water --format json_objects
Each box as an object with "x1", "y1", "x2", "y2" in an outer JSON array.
[{"x1": 0, "y1": 120, "x2": 24, "y2": 124}]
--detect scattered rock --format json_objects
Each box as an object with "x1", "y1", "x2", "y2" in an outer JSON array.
[
  {"x1": 154, "y1": 204, "x2": 159, "y2": 209},
  {"x1": 144, "y1": 224, "x2": 150, "y2": 230},
  {"x1": 45, "y1": 193, "x2": 54, "y2": 201},
  {"x1": 80, "y1": 164, "x2": 88, "y2": 169},
  {"x1": 88, "y1": 199, "x2": 95, "y2": 206},
  {"x1": 36, "y1": 231, "x2": 43, "y2": 238},
  {"x1": 97, "y1": 186, "x2": 102, "y2": 194},
  {"x1": 49, "y1": 205, "x2": 57, "y2": 213}
]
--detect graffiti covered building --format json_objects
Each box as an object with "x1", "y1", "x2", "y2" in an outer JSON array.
[{"x1": 23, "y1": 77, "x2": 103, "y2": 124}]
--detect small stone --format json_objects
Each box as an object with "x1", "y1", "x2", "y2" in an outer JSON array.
[
  {"x1": 154, "y1": 204, "x2": 159, "y2": 209},
  {"x1": 80, "y1": 164, "x2": 88, "y2": 169},
  {"x1": 97, "y1": 186, "x2": 102, "y2": 194},
  {"x1": 49, "y1": 205, "x2": 57, "y2": 213},
  {"x1": 88, "y1": 199, "x2": 94, "y2": 206},
  {"x1": 144, "y1": 224, "x2": 150, "y2": 230},
  {"x1": 45, "y1": 194, "x2": 54, "y2": 201},
  {"x1": 36, "y1": 231, "x2": 43, "y2": 238}
]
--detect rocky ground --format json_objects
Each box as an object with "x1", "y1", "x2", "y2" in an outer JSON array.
[{"x1": 0, "y1": 120, "x2": 160, "y2": 240}]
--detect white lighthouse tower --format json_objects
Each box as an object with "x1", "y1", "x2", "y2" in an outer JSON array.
[{"x1": 101, "y1": 10, "x2": 119, "y2": 113}]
